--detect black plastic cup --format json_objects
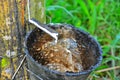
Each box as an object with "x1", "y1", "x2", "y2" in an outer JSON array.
[{"x1": 25, "y1": 23, "x2": 102, "y2": 80}]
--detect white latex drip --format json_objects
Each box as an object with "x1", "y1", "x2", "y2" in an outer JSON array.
[
  {"x1": 27, "y1": 0, "x2": 58, "y2": 43},
  {"x1": 29, "y1": 19, "x2": 58, "y2": 43}
]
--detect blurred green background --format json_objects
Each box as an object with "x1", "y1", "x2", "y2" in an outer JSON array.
[{"x1": 46, "y1": 0, "x2": 120, "y2": 80}]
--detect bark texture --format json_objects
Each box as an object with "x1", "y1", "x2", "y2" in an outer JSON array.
[{"x1": 0, "y1": 0, "x2": 45, "y2": 79}]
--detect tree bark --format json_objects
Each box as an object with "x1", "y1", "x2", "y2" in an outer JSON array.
[{"x1": 0, "y1": 0, "x2": 45, "y2": 79}]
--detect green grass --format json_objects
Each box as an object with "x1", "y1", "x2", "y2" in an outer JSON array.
[{"x1": 46, "y1": 0, "x2": 120, "y2": 79}]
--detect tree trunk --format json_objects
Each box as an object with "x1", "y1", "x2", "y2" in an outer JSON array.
[{"x1": 0, "y1": 0, "x2": 45, "y2": 79}]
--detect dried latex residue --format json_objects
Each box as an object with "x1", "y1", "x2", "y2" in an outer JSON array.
[{"x1": 32, "y1": 37, "x2": 83, "y2": 72}]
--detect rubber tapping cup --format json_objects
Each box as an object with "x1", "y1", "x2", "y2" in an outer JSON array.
[{"x1": 25, "y1": 23, "x2": 102, "y2": 80}]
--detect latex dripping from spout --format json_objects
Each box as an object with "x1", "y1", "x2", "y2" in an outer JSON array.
[{"x1": 27, "y1": 0, "x2": 58, "y2": 43}]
